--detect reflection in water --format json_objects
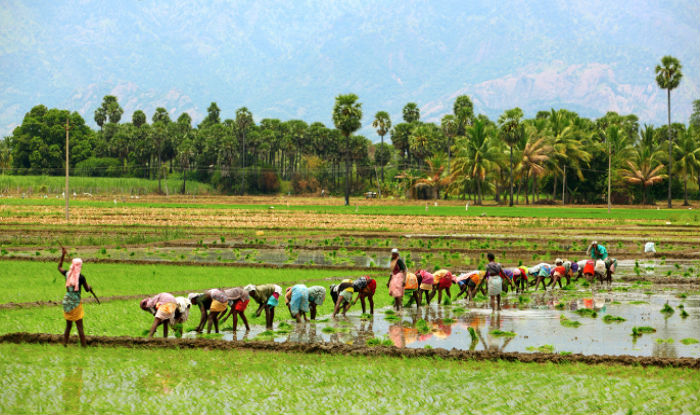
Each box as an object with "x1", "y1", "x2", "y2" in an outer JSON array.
[
  {"x1": 62, "y1": 366, "x2": 83, "y2": 413},
  {"x1": 652, "y1": 342, "x2": 678, "y2": 358}
]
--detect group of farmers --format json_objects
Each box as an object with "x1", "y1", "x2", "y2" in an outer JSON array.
[
  {"x1": 386, "y1": 241, "x2": 617, "y2": 312},
  {"x1": 56, "y1": 241, "x2": 616, "y2": 345}
]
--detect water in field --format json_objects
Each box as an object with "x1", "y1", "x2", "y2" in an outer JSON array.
[{"x1": 196, "y1": 289, "x2": 700, "y2": 358}]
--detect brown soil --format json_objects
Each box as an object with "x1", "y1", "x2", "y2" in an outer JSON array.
[{"x1": 1, "y1": 332, "x2": 697, "y2": 369}]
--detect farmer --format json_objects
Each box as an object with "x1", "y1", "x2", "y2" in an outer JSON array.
[
  {"x1": 463, "y1": 270, "x2": 487, "y2": 302},
  {"x1": 416, "y1": 269, "x2": 434, "y2": 305},
  {"x1": 332, "y1": 279, "x2": 355, "y2": 318},
  {"x1": 403, "y1": 272, "x2": 420, "y2": 308},
  {"x1": 189, "y1": 289, "x2": 228, "y2": 334},
  {"x1": 432, "y1": 269, "x2": 454, "y2": 305},
  {"x1": 351, "y1": 276, "x2": 377, "y2": 314},
  {"x1": 219, "y1": 287, "x2": 251, "y2": 332},
  {"x1": 173, "y1": 296, "x2": 192, "y2": 326},
  {"x1": 484, "y1": 253, "x2": 507, "y2": 311},
  {"x1": 245, "y1": 284, "x2": 281, "y2": 330},
  {"x1": 388, "y1": 248, "x2": 407, "y2": 311},
  {"x1": 286, "y1": 284, "x2": 310, "y2": 322},
  {"x1": 529, "y1": 263, "x2": 552, "y2": 291},
  {"x1": 308, "y1": 285, "x2": 326, "y2": 320},
  {"x1": 58, "y1": 247, "x2": 92, "y2": 347},
  {"x1": 188, "y1": 292, "x2": 209, "y2": 333},
  {"x1": 586, "y1": 241, "x2": 608, "y2": 261},
  {"x1": 140, "y1": 292, "x2": 178, "y2": 338},
  {"x1": 453, "y1": 271, "x2": 474, "y2": 299},
  {"x1": 549, "y1": 259, "x2": 567, "y2": 289},
  {"x1": 510, "y1": 266, "x2": 529, "y2": 293}
]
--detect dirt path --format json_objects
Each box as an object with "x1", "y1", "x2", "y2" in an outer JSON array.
[{"x1": 1, "y1": 332, "x2": 697, "y2": 369}]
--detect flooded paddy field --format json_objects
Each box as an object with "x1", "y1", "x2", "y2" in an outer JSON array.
[{"x1": 185, "y1": 289, "x2": 700, "y2": 358}]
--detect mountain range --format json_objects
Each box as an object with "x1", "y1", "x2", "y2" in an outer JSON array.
[{"x1": 1, "y1": 0, "x2": 698, "y2": 139}]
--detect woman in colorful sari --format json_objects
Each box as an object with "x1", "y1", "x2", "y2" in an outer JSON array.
[
  {"x1": 351, "y1": 276, "x2": 376, "y2": 314},
  {"x1": 219, "y1": 287, "x2": 250, "y2": 332},
  {"x1": 58, "y1": 247, "x2": 92, "y2": 347},
  {"x1": 387, "y1": 248, "x2": 407, "y2": 311},
  {"x1": 286, "y1": 284, "x2": 310, "y2": 322},
  {"x1": 140, "y1": 292, "x2": 178, "y2": 338},
  {"x1": 308, "y1": 285, "x2": 326, "y2": 320}
]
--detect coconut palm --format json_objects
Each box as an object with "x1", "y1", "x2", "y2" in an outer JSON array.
[
  {"x1": 673, "y1": 127, "x2": 700, "y2": 205},
  {"x1": 371, "y1": 111, "x2": 391, "y2": 183},
  {"x1": 517, "y1": 125, "x2": 551, "y2": 204},
  {"x1": 441, "y1": 114, "x2": 457, "y2": 176},
  {"x1": 413, "y1": 155, "x2": 450, "y2": 199},
  {"x1": 655, "y1": 55, "x2": 683, "y2": 208},
  {"x1": 545, "y1": 109, "x2": 592, "y2": 202},
  {"x1": 449, "y1": 119, "x2": 500, "y2": 204},
  {"x1": 622, "y1": 139, "x2": 666, "y2": 205},
  {"x1": 402, "y1": 103, "x2": 420, "y2": 123}
]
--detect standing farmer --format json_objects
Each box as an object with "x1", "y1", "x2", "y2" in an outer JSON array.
[
  {"x1": 388, "y1": 248, "x2": 407, "y2": 311},
  {"x1": 58, "y1": 247, "x2": 92, "y2": 347}
]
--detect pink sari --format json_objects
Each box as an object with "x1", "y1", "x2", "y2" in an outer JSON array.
[{"x1": 389, "y1": 272, "x2": 405, "y2": 298}]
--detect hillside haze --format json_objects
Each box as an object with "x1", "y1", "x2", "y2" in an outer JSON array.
[{"x1": 1, "y1": 0, "x2": 698, "y2": 139}]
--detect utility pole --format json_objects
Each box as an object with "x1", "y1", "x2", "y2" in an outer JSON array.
[
  {"x1": 608, "y1": 139, "x2": 612, "y2": 213},
  {"x1": 64, "y1": 118, "x2": 70, "y2": 221}
]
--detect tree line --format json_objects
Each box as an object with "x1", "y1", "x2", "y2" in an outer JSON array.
[{"x1": 2, "y1": 56, "x2": 699, "y2": 206}]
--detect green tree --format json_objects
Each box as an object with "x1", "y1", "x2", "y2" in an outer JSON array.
[
  {"x1": 690, "y1": 99, "x2": 700, "y2": 129},
  {"x1": 440, "y1": 114, "x2": 457, "y2": 177},
  {"x1": 453, "y1": 95, "x2": 474, "y2": 136},
  {"x1": 402, "y1": 102, "x2": 420, "y2": 123},
  {"x1": 498, "y1": 107, "x2": 524, "y2": 206},
  {"x1": 408, "y1": 124, "x2": 437, "y2": 168},
  {"x1": 673, "y1": 127, "x2": 700, "y2": 205},
  {"x1": 200, "y1": 102, "x2": 221, "y2": 128},
  {"x1": 390, "y1": 122, "x2": 413, "y2": 165},
  {"x1": 655, "y1": 55, "x2": 683, "y2": 208},
  {"x1": 622, "y1": 139, "x2": 665, "y2": 205},
  {"x1": 0, "y1": 137, "x2": 12, "y2": 174},
  {"x1": 235, "y1": 107, "x2": 254, "y2": 194},
  {"x1": 371, "y1": 111, "x2": 392, "y2": 183},
  {"x1": 449, "y1": 118, "x2": 499, "y2": 204},
  {"x1": 332, "y1": 93, "x2": 362, "y2": 205},
  {"x1": 132, "y1": 110, "x2": 147, "y2": 128}
]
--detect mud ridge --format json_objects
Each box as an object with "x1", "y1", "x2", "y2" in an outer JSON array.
[{"x1": 1, "y1": 332, "x2": 698, "y2": 369}]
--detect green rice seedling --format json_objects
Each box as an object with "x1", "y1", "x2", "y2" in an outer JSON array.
[
  {"x1": 366, "y1": 337, "x2": 382, "y2": 346},
  {"x1": 276, "y1": 322, "x2": 293, "y2": 333},
  {"x1": 676, "y1": 293, "x2": 687, "y2": 299},
  {"x1": 200, "y1": 333, "x2": 223, "y2": 340},
  {"x1": 442, "y1": 318, "x2": 456, "y2": 324},
  {"x1": 415, "y1": 319, "x2": 431, "y2": 334},
  {"x1": 442, "y1": 296, "x2": 452, "y2": 306},
  {"x1": 321, "y1": 326, "x2": 337, "y2": 334},
  {"x1": 581, "y1": 280, "x2": 590, "y2": 287},
  {"x1": 560, "y1": 315, "x2": 581, "y2": 328},
  {"x1": 518, "y1": 295, "x2": 531, "y2": 304},
  {"x1": 527, "y1": 345, "x2": 554, "y2": 353},
  {"x1": 554, "y1": 303, "x2": 565, "y2": 310},
  {"x1": 611, "y1": 301, "x2": 621, "y2": 304},
  {"x1": 681, "y1": 338, "x2": 699, "y2": 345},
  {"x1": 603, "y1": 315, "x2": 626, "y2": 323},
  {"x1": 424, "y1": 345, "x2": 433, "y2": 349},
  {"x1": 631, "y1": 326, "x2": 656, "y2": 336},
  {"x1": 384, "y1": 314, "x2": 401, "y2": 322},
  {"x1": 452, "y1": 307, "x2": 465, "y2": 314},
  {"x1": 629, "y1": 301, "x2": 648, "y2": 305},
  {"x1": 474, "y1": 293, "x2": 488, "y2": 302},
  {"x1": 574, "y1": 308, "x2": 597, "y2": 318},
  {"x1": 560, "y1": 351, "x2": 572, "y2": 356},
  {"x1": 489, "y1": 329, "x2": 516, "y2": 337},
  {"x1": 660, "y1": 303, "x2": 674, "y2": 315},
  {"x1": 680, "y1": 309, "x2": 689, "y2": 318},
  {"x1": 359, "y1": 313, "x2": 372, "y2": 320},
  {"x1": 468, "y1": 327, "x2": 477, "y2": 342},
  {"x1": 384, "y1": 309, "x2": 395, "y2": 315},
  {"x1": 655, "y1": 338, "x2": 674, "y2": 344}
]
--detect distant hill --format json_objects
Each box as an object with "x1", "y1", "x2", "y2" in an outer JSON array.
[{"x1": 1, "y1": 0, "x2": 698, "y2": 139}]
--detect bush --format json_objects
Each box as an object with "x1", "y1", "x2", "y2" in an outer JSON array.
[
  {"x1": 255, "y1": 169, "x2": 281, "y2": 194},
  {"x1": 74, "y1": 157, "x2": 121, "y2": 177}
]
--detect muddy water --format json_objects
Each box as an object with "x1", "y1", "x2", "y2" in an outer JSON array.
[{"x1": 188, "y1": 290, "x2": 700, "y2": 358}]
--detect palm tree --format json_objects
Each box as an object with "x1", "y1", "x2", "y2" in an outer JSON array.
[
  {"x1": 402, "y1": 103, "x2": 420, "y2": 123},
  {"x1": 545, "y1": 109, "x2": 592, "y2": 202},
  {"x1": 622, "y1": 147, "x2": 666, "y2": 205},
  {"x1": 517, "y1": 126, "x2": 551, "y2": 204},
  {"x1": 332, "y1": 94, "x2": 363, "y2": 206},
  {"x1": 449, "y1": 119, "x2": 499, "y2": 204},
  {"x1": 408, "y1": 124, "x2": 435, "y2": 168},
  {"x1": 413, "y1": 155, "x2": 449, "y2": 199},
  {"x1": 655, "y1": 55, "x2": 683, "y2": 208},
  {"x1": 371, "y1": 111, "x2": 391, "y2": 183},
  {"x1": 235, "y1": 107, "x2": 254, "y2": 195},
  {"x1": 598, "y1": 125, "x2": 632, "y2": 211},
  {"x1": 498, "y1": 107, "x2": 524, "y2": 206},
  {"x1": 673, "y1": 127, "x2": 700, "y2": 205},
  {"x1": 441, "y1": 114, "x2": 457, "y2": 177}
]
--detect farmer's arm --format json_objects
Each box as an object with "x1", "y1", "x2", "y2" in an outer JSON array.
[{"x1": 58, "y1": 247, "x2": 67, "y2": 273}]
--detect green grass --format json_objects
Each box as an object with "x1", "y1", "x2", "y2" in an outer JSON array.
[
  {"x1": 1, "y1": 343, "x2": 698, "y2": 414},
  {"x1": 632, "y1": 326, "x2": 657, "y2": 336},
  {"x1": 0, "y1": 260, "x2": 377, "y2": 304},
  {"x1": 574, "y1": 309, "x2": 598, "y2": 318},
  {"x1": 0, "y1": 175, "x2": 215, "y2": 195},
  {"x1": 681, "y1": 338, "x2": 699, "y2": 345}
]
